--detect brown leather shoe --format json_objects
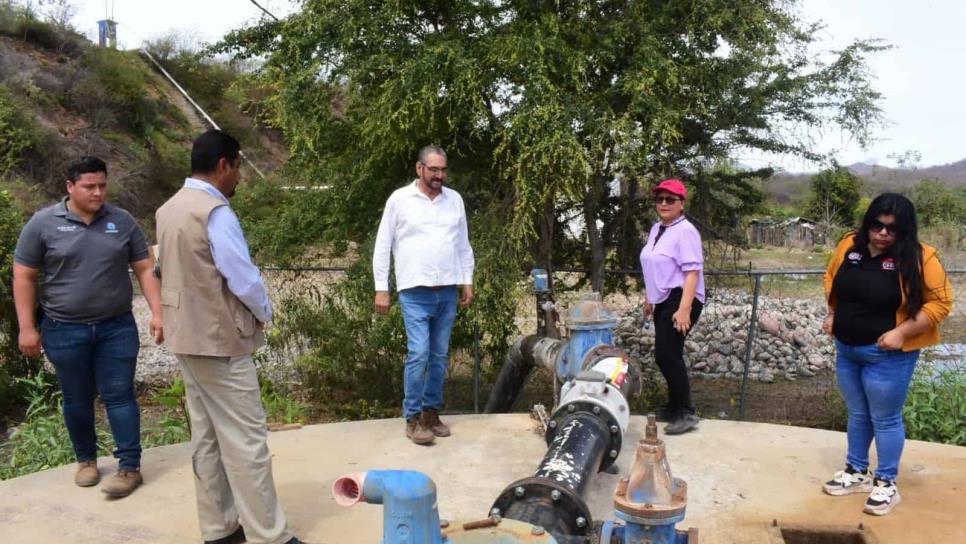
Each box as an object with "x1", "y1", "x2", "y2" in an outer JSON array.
[
  {"x1": 101, "y1": 468, "x2": 143, "y2": 498},
  {"x1": 421, "y1": 409, "x2": 451, "y2": 437},
  {"x1": 406, "y1": 416, "x2": 435, "y2": 445},
  {"x1": 74, "y1": 461, "x2": 99, "y2": 487}
]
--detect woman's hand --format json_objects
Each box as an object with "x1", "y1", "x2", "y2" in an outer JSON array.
[
  {"x1": 877, "y1": 328, "x2": 905, "y2": 351},
  {"x1": 672, "y1": 306, "x2": 692, "y2": 335},
  {"x1": 822, "y1": 314, "x2": 834, "y2": 336}
]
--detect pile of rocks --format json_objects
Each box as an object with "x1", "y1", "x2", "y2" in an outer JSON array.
[{"x1": 614, "y1": 290, "x2": 835, "y2": 382}]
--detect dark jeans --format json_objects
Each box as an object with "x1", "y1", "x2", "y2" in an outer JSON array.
[
  {"x1": 653, "y1": 287, "x2": 703, "y2": 417},
  {"x1": 41, "y1": 312, "x2": 142, "y2": 469}
]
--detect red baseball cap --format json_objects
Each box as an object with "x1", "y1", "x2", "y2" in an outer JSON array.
[{"x1": 652, "y1": 178, "x2": 687, "y2": 199}]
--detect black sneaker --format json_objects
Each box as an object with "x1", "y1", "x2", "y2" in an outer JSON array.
[
  {"x1": 664, "y1": 413, "x2": 699, "y2": 435},
  {"x1": 822, "y1": 464, "x2": 873, "y2": 496},
  {"x1": 653, "y1": 407, "x2": 674, "y2": 422},
  {"x1": 864, "y1": 479, "x2": 901, "y2": 516},
  {"x1": 204, "y1": 526, "x2": 245, "y2": 544}
]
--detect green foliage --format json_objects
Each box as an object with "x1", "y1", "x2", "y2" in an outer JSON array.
[
  {"x1": 0, "y1": 87, "x2": 36, "y2": 176},
  {"x1": 0, "y1": 189, "x2": 40, "y2": 416},
  {"x1": 81, "y1": 49, "x2": 158, "y2": 136},
  {"x1": 909, "y1": 178, "x2": 966, "y2": 228},
  {"x1": 216, "y1": 0, "x2": 885, "y2": 274},
  {"x1": 0, "y1": 0, "x2": 86, "y2": 57},
  {"x1": 260, "y1": 381, "x2": 306, "y2": 425},
  {"x1": 904, "y1": 364, "x2": 966, "y2": 446},
  {"x1": 805, "y1": 167, "x2": 863, "y2": 227},
  {"x1": 144, "y1": 379, "x2": 190, "y2": 445},
  {"x1": 0, "y1": 374, "x2": 111, "y2": 480}
]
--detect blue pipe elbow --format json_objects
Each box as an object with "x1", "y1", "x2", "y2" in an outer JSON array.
[{"x1": 333, "y1": 470, "x2": 445, "y2": 544}]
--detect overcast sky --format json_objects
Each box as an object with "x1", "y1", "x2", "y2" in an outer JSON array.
[{"x1": 69, "y1": 0, "x2": 966, "y2": 173}]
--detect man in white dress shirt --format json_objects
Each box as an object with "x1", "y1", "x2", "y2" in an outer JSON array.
[
  {"x1": 373, "y1": 145, "x2": 475, "y2": 445},
  {"x1": 156, "y1": 130, "x2": 302, "y2": 544}
]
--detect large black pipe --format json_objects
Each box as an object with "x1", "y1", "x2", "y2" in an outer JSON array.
[
  {"x1": 484, "y1": 335, "x2": 541, "y2": 413},
  {"x1": 533, "y1": 412, "x2": 610, "y2": 496},
  {"x1": 492, "y1": 411, "x2": 610, "y2": 539}
]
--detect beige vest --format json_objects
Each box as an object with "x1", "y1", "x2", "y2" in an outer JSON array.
[{"x1": 155, "y1": 187, "x2": 264, "y2": 356}]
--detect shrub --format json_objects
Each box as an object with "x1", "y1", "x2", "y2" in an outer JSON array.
[
  {"x1": 0, "y1": 188, "x2": 40, "y2": 417},
  {"x1": 904, "y1": 363, "x2": 966, "y2": 446},
  {"x1": 0, "y1": 87, "x2": 35, "y2": 176}
]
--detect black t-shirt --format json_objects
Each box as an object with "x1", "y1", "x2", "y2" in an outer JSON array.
[{"x1": 832, "y1": 247, "x2": 902, "y2": 346}]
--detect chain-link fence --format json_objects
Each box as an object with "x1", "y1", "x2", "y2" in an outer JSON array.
[{"x1": 131, "y1": 263, "x2": 963, "y2": 427}]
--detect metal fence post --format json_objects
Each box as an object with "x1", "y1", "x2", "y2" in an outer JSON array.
[
  {"x1": 739, "y1": 273, "x2": 762, "y2": 420},
  {"x1": 473, "y1": 324, "x2": 481, "y2": 414}
]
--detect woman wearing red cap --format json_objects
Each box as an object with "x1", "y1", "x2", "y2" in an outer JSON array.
[{"x1": 639, "y1": 178, "x2": 706, "y2": 434}]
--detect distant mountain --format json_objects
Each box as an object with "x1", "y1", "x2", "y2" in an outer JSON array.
[{"x1": 764, "y1": 158, "x2": 966, "y2": 203}]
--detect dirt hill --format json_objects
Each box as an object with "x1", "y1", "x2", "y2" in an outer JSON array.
[{"x1": 0, "y1": 27, "x2": 284, "y2": 235}]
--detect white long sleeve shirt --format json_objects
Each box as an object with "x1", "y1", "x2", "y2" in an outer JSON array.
[
  {"x1": 373, "y1": 180, "x2": 475, "y2": 292},
  {"x1": 184, "y1": 178, "x2": 273, "y2": 323}
]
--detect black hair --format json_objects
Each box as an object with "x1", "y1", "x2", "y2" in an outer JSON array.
[
  {"x1": 852, "y1": 192, "x2": 924, "y2": 316},
  {"x1": 191, "y1": 130, "x2": 241, "y2": 174},
  {"x1": 66, "y1": 156, "x2": 107, "y2": 182}
]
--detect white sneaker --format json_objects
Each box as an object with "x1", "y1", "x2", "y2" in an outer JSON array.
[
  {"x1": 864, "y1": 479, "x2": 901, "y2": 516},
  {"x1": 822, "y1": 465, "x2": 873, "y2": 496}
]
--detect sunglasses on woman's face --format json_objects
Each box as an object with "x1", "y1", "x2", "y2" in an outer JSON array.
[
  {"x1": 653, "y1": 196, "x2": 683, "y2": 205},
  {"x1": 869, "y1": 219, "x2": 898, "y2": 236}
]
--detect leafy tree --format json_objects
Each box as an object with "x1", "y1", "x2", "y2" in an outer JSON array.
[
  {"x1": 805, "y1": 167, "x2": 863, "y2": 227},
  {"x1": 214, "y1": 1, "x2": 887, "y2": 411},
  {"x1": 909, "y1": 177, "x2": 966, "y2": 227},
  {"x1": 216, "y1": 0, "x2": 885, "y2": 285}
]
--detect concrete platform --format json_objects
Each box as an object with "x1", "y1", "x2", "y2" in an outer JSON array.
[{"x1": 1, "y1": 415, "x2": 964, "y2": 543}]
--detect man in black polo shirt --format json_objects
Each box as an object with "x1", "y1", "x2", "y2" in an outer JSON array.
[{"x1": 12, "y1": 156, "x2": 163, "y2": 498}]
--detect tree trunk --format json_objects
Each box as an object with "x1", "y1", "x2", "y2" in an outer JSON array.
[
  {"x1": 536, "y1": 197, "x2": 556, "y2": 291},
  {"x1": 584, "y1": 179, "x2": 605, "y2": 293}
]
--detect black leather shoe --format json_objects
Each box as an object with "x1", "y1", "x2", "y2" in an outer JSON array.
[
  {"x1": 284, "y1": 538, "x2": 305, "y2": 544},
  {"x1": 204, "y1": 526, "x2": 245, "y2": 544}
]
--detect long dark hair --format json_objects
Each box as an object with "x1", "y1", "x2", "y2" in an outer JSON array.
[{"x1": 852, "y1": 193, "x2": 924, "y2": 316}]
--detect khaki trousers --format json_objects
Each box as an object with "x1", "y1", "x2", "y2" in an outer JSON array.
[{"x1": 176, "y1": 354, "x2": 292, "y2": 544}]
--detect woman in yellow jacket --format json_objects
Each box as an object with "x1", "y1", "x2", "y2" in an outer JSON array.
[{"x1": 821, "y1": 193, "x2": 953, "y2": 516}]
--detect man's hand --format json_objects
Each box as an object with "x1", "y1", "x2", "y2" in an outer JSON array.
[
  {"x1": 19, "y1": 327, "x2": 42, "y2": 358},
  {"x1": 877, "y1": 328, "x2": 905, "y2": 351},
  {"x1": 374, "y1": 291, "x2": 391, "y2": 315},
  {"x1": 643, "y1": 302, "x2": 654, "y2": 318},
  {"x1": 149, "y1": 313, "x2": 164, "y2": 344},
  {"x1": 460, "y1": 285, "x2": 474, "y2": 308}
]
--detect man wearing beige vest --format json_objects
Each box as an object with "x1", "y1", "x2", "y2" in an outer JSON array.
[{"x1": 156, "y1": 130, "x2": 303, "y2": 544}]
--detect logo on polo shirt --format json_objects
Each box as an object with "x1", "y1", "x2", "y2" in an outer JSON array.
[
  {"x1": 105, "y1": 222, "x2": 118, "y2": 234},
  {"x1": 847, "y1": 251, "x2": 862, "y2": 262},
  {"x1": 57, "y1": 225, "x2": 79, "y2": 232},
  {"x1": 882, "y1": 257, "x2": 896, "y2": 271}
]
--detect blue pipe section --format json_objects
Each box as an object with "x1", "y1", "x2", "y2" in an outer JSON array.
[
  {"x1": 601, "y1": 519, "x2": 690, "y2": 544},
  {"x1": 362, "y1": 470, "x2": 445, "y2": 544}
]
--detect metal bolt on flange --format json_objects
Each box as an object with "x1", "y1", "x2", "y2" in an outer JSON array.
[
  {"x1": 592, "y1": 406, "x2": 601, "y2": 415},
  {"x1": 610, "y1": 425, "x2": 619, "y2": 434},
  {"x1": 490, "y1": 507, "x2": 501, "y2": 517},
  {"x1": 531, "y1": 525, "x2": 546, "y2": 536},
  {"x1": 567, "y1": 404, "x2": 575, "y2": 413},
  {"x1": 609, "y1": 449, "x2": 618, "y2": 458},
  {"x1": 514, "y1": 486, "x2": 526, "y2": 498},
  {"x1": 548, "y1": 420, "x2": 557, "y2": 429},
  {"x1": 551, "y1": 490, "x2": 562, "y2": 501},
  {"x1": 576, "y1": 516, "x2": 587, "y2": 528}
]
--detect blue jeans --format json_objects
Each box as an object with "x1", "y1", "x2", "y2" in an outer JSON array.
[
  {"x1": 835, "y1": 339, "x2": 919, "y2": 481},
  {"x1": 398, "y1": 286, "x2": 458, "y2": 419},
  {"x1": 41, "y1": 312, "x2": 142, "y2": 470}
]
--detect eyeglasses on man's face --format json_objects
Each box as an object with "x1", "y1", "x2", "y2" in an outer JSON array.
[
  {"x1": 653, "y1": 196, "x2": 683, "y2": 205},
  {"x1": 869, "y1": 219, "x2": 898, "y2": 236},
  {"x1": 419, "y1": 162, "x2": 448, "y2": 175}
]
